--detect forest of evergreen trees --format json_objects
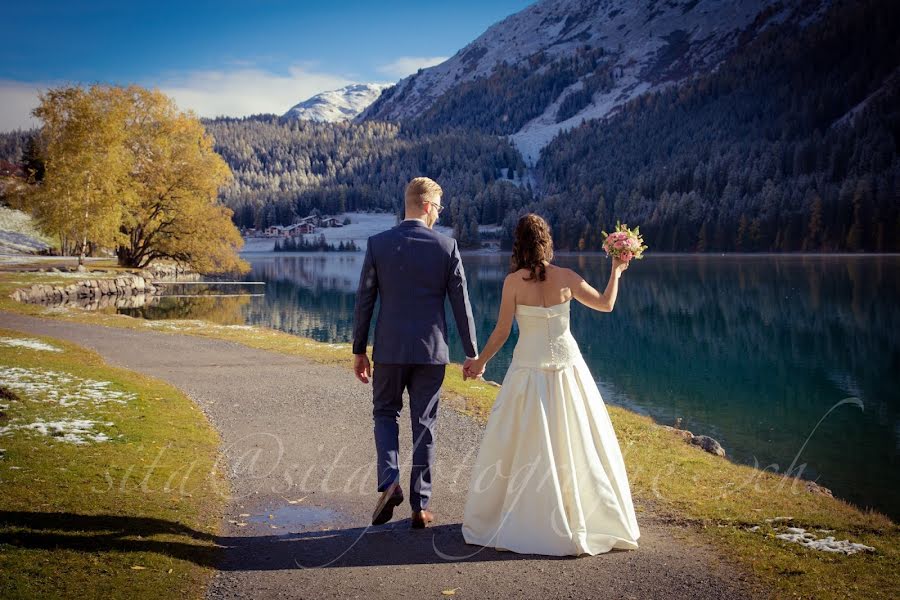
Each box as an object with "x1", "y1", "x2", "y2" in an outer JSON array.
[
  {"x1": 397, "y1": 47, "x2": 613, "y2": 136},
  {"x1": 532, "y1": 0, "x2": 899, "y2": 252},
  {"x1": 202, "y1": 116, "x2": 531, "y2": 246},
  {"x1": 274, "y1": 235, "x2": 359, "y2": 252}
]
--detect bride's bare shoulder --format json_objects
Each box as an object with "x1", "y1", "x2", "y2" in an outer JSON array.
[
  {"x1": 501, "y1": 270, "x2": 518, "y2": 288},
  {"x1": 552, "y1": 265, "x2": 583, "y2": 283},
  {"x1": 506, "y1": 268, "x2": 530, "y2": 283}
]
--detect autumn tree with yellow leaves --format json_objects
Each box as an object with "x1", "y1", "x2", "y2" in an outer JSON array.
[
  {"x1": 23, "y1": 85, "x2": 131, "y2": 265},
  {"x1": 17, "y1": 83, "x2": 248, "y2": 274}
]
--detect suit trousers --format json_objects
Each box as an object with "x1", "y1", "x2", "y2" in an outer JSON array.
[{"x1": 372, "y1": 363, "x2": 445, "y2": 512}]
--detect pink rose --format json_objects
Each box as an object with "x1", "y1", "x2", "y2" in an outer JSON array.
[{"x1": 621, "y1": 250, "x2": 633, "y2": 261}]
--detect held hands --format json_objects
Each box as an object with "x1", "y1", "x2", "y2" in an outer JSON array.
[
  {"x1": 463, "y1": 356, "x2": 486, "y2": 381},
  {"x1": 357, "y1": 352, "x2": 483, "y2": 383},
  {"x1": 353, "y1": 353, "x2": 372, "y2": 384}
]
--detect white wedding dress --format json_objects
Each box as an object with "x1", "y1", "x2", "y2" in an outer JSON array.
[{"x1": 461, "y1": 299, "x2": 640, "y2": 556}]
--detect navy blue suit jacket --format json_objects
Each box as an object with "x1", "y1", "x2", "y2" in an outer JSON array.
[{"x1": 352, "y1": 219, "x2": 478, "y2": 364}]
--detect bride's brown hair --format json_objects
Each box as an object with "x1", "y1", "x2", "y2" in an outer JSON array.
[{"x1": 510, "y1": 213, "x2": 554, "y2": 282}]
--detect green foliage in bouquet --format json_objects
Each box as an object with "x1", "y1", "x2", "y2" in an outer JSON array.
[{"x1": 600, "y1": 220, "x2": 648, "y2": 260}]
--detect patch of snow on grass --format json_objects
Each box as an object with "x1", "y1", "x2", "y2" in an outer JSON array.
[
  {"x1": 27, "y1": 270, "x2": 117, "y2": 279},
  {"x1": 143, "y1": 321, "x2": 174, "y2": 328},
  {"x1": 0, "y1": 366, "x2": 137, "y2": 407},
  {"x1": 0, "y1": 206, "x2": 52, "y2": 254},
  {"x1": 2, "y1": 418, "x2": 116, "y2": 445},
  {"x1": 142, "y1": 319, "x2": 207, "y2": 331},
  {"x1": 0, "y1": 255, "x2": 108, "y2": 266},
  {"x1": 0, "y1": 336, "x2": 63, "y2": 352},
  {"x1": 774, "y1": 527, "x2": 875, "y2": 555}
]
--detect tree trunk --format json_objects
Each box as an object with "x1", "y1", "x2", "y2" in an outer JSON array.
[
  {"x1": 80, "y1": 177, "x2": 90, "y2": 267},
  {"x1": 117, "y1": 245, "x2": 139, "y2": 268}
]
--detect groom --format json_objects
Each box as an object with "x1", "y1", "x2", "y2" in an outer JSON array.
[{"x1": 352, "y1": 176, "x2": 479, "y2": 529}]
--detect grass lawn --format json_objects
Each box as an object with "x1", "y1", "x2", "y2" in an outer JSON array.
[
  {"x1": 0, "y1": 326, "x2": 227, "y2": 599},
  {"x1": 0, "y1": 266, "x2": 898, "y2": 599}
]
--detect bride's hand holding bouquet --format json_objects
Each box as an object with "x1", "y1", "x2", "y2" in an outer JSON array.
[{"x1": 601, "y1": 221, "x2": 647, "y2": 275}]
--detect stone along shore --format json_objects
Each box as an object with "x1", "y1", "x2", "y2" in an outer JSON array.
[{"x1": 10, "y1": 273, "x2": 159, "y2": 305}]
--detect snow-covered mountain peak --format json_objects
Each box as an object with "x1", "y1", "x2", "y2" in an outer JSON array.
[{"x1": 283, "y1": 83, "x2": 392, "y2": 123}]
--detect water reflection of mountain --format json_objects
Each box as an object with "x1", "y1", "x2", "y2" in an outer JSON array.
[
  {"x1": 250, "y1": 254, "x2": 365, "y2": 293},
  {"x1": 463, "y1": 256, "x2": 510, "y2": 282},
  {"x1": 600, "y1": 255, "x2": 899, "y2": 424}
]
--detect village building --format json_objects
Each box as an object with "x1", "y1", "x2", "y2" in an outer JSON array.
[
  {"x1": 319, "y1": 217, "x2": 344, "y2": 228},
  {"x1": 264, "y1": 215, "x2": 348, "y2": 237}
]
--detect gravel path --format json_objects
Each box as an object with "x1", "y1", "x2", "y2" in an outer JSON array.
[{"x1": 0, "y1": 312, "x2": 767, "y2": 599}]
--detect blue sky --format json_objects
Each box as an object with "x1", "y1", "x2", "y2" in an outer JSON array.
[{"x1": 0, "y1": 0, "x2": 533, "y2": 131}]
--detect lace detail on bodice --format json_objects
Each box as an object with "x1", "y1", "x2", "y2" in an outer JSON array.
[{"x1": 510, "y1": 299, "x2": 579, "y2": 370}]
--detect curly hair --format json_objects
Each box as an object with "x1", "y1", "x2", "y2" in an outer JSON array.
[{"x1": 510, "y1": 213, "x2": 554, "y2": 281}]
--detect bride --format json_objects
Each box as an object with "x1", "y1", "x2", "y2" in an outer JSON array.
[{"x1": 460, "y1": 213, "x2": 640, "y2": 556}]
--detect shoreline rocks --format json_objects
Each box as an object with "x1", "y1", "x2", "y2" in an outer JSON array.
[
  {"x1": 691, "y1": 434, "x2": 727, "y2": 457},
  {"x1": 661, "y1": 424, "x2": 727, "y2": 458},
  {"x1": 142, "y1": 263, "x2": 201, "y2": 281},
  {"x1": 661, "y1": 422, "x2": 837, "y2": 498},
  {"x1": 10, "y1": 273, "x2": 160, "y2": 305},
  {"x1": 804, "y1": 480, "x2": 835, "y2": 498}
]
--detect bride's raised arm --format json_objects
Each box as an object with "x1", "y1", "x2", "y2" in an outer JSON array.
[
  {"x1": 569, "y1": 258, "x2": 629, "y2": 313},
  {"x1": 465, "y1": 274, "x2": 517, "y2": 378}
]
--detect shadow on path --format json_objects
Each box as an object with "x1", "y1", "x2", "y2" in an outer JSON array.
[{"x1": 0, "y1": 510, "x2": 581, "y2": 570}]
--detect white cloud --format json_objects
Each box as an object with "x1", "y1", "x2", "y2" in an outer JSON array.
[
  {"x1": 377, "y1": 56, "x2": 448, "y2": 79},
  {"x1": 0, "y1": 64, "x2": 355, "y2": 132},
  {"x1": 0, "y1": 80, "x2": 48, "y2": 131},
  {"x1": 150, "y1": 64, "x2": 353, "y2": 119}
]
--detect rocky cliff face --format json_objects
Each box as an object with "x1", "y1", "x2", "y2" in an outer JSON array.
[{"x1": 361, "y1": 0, "x2": 830, "y2": 164}]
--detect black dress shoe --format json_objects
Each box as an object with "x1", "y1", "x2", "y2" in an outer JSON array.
[
  {"x1": 411, "y1": 509, "x2": 434, "y2": 529},
  {"x1": 371, "y1": 481, "x2": 404, "y2": 525}
]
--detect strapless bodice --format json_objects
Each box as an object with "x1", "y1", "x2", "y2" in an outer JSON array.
[{"x1": 511, "y1": 299, "x2": 580, "y2": 370}]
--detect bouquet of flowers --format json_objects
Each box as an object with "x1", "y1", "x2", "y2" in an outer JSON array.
[{"x1": 601, "y1": 220, "x2": 647, "y2": 261}]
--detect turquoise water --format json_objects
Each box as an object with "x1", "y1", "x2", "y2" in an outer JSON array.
[{"x1": 122, "y1": 252, "x2": 900, "y2": 520}]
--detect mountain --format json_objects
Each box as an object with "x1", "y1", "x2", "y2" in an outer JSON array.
[
  {"x1": 2, "y1": 0, "x2": 895, "y2": 253},
  {"x1": 283, "y1": 83, "x2": 391, "y2": 122},
  {"x1": 361, "y1": 0, "x2": 831, "y2": 164}
]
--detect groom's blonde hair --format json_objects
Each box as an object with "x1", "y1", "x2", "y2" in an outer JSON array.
[{"x1": 405, "y1": 177, "x2": 442, "y2": 211}]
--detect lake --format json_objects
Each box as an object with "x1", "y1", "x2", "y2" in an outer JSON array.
[{"x1": 121, "y1": 252, "x2": 900, "y2": 520}]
